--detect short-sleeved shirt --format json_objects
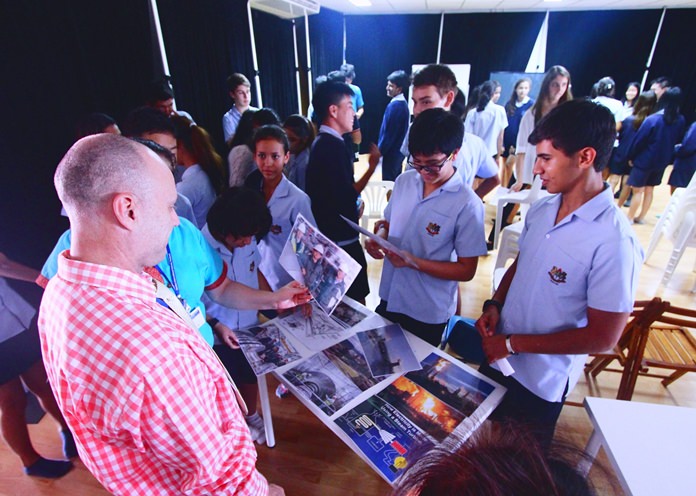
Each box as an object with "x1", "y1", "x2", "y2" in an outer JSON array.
[
  {"x1": 379, "y1": 169, "x2": 487, "y2": 323},
  {"x1": 201, "y1": 225, "x2": 259, "y2": 333},
  {"x1": 496, "y1": 185, "x2": 643, "y2": 402},
  {"x1": 222, "y1": 105, "x2": 258, "y2": 143},
  {"x1": 176, "y1": 164, "x2": 217, "y2": 229},
  {"x1": 244, "y1": 171, "x2": 316, "y2": 290},
  {"x1": 38, "y1": 218, "x2": 226, "y2": 346},
  {"x1": 401, "y1": 131, "x2": 498, "y2": 187},
  {"x1": 515, "y1": 108, "x2": 537, "y2": 185},
  {"x1": 348, "y1": 83, "x2": 364, "y2": 112},
  {"x1": 464, "y1": 102, "x2": 509, "y2": 157},
  {"x1": 0, "y1": 277, "x2": 35, "y2": 343}
]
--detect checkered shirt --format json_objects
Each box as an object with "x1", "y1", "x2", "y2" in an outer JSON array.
[{"x1": 39, "y1": 252, "x2": 268, "y2": 495}]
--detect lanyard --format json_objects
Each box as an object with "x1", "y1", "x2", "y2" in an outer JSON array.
[{"x1": 156, "y1": 244, "x2": 186, "y2": 310}]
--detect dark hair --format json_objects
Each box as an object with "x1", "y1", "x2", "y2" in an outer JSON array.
[
  {"x1": 283, "y1": 114, "x2": 316, "y2": 153},
  {"x1": 75, "y1": 113, "x2": 118, "y2": 139},
  {"x1": 227, "y1": 73, "x2": 251, "y2": 92},
  {"x1": 529, "y1": 99, "x2": 615, "y2": 171},
  {"x1": 412, "y1": 64, "x2": 458, "y2": 98},
  {"x1": 387, "y1": 70, "x2": 410, "y2": 92},
  {"x1": 631, "y1": 91, "x2": 657, "y2": 130},
  {"x1": 314, "y1": 75, "x2": 328, "y2": 86},
  {"x1": 533, "y1": 65, "x2": 573, "y2": 124},
  {"x1": 253, "y1": 125, "x2": 289, "y2": 154},
  {"x1": 658, "y1": 86, "x2": 682, "y2": 125},
  {"x1": 128, "y1": 137, "x2": 175, "y2": 171},
  {"x1": 146, "y1": 78, "x2": 174, "y2": 104},
  {"x1": 392, "y1": 422, "x2": 604, "y2": 496},
  {"x1": 230, "y1": 109, "x2": 257, "y2": 149},
  {"x1": 327, "y1": 70, "x2": 347, "y2": 83},
  {"x1": 340, "y1": 63, "x2": 356, "y2": 80},
  {"x1": 650, "y1": 76, "x2": 672, "y2": 89},
  {"x1": 505, "y1": 78, "x2": 532, "y2": 117},
  {"x1": 171, "y1": 115, "x2": 226, "y2": 194},
  {"x1": 450, "y1": 88, "x2": 467, "y2": 120},
  {"x1": 596, "y1": 77, "x2": 616, "y2": 98},
  {"x1": 465, "y1": 85, "x2": 480, "y2": 117},
  {"x1": 589, "y1": 83, "x2": 599, "y2": 99},
  {"x1": 623, "y1": 82, "x2": 640, "y2": 106},
  {"x1": 252, "y1": 108, "x2": 281, "y2": 128},
  {"x1": 312, "y1": 81, "x2": 354, "y2": 124},
  {"x1": 476, "y1": 81, "x2": 497, "y2": 112},
  {"x1": 206, "y1": 187, "x2": 272, "y2": 241},
  {"x1": 121, "y1": 107, "x2": 174, "y2": 138},
  {"x1": 408, "y1": 108, "x2": 463, "y2": 158}
]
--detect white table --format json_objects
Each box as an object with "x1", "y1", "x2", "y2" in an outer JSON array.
[{"x1": 580, "y1": 397, "x2": 696, "y2": 496}]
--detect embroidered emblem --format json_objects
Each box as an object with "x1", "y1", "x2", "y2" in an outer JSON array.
[
  {"x1": 548, "y1": 266, "x2": 567, "y2": 285},
  {"x1": 249, "y1": 261, "x2": 256, "y2": 272},
  {"x1": 425, "y1": 222, "x2": 441, "y2": 237},
  {"x1": 270, "y1": 224, "x2": 282, "y2": 235}
]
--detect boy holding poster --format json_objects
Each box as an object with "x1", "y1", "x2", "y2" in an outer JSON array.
[{"x1": 365, "y1": 108, "x2": 487, "y2": 345}]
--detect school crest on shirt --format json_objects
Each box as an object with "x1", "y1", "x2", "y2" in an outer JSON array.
[
  {"x1": 249, "y1": 261, "x2": 256, "y2": 273},
  {"x1": 548, "y1": 266, "x2": 567, "y2": 285},
  {"x1": 425, "y1": 222, "x2": 441, "y2": 237},
  {"x1": 270, "y1": 224, "x2": 282, "y2": 235}
]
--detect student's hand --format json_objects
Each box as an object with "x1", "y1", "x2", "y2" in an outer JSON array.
[
  {"x1": 367, "y1": 143, "x2": 381, "y2": 170},
  {"x1": 385, "y1": 250, "x2": 414, "y2": 269},
  {"x1": 475, "y1": 307, "x2": 500, "y2": 338},
  {"x1": 274, "y1": 281, "x2": 311, "y2": 309},
  {"x1": 268, "y1": 484, "x2": 285, "y2": 496},
  {"x1": 213, "y1": 322, "x2": 240, "y2": 349},
  {"x1": 365, "y1": 238, "x2": 385, "y2": 259},
  {"x1": 300, "y1": 302, "x2": 313, "y2": 318},
  {"x1": 481, "y1": 334, "x2": 509, "y2": 363}
]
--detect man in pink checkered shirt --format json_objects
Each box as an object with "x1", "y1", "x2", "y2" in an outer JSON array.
[{"x1": 39, "y1": 134, "x2": 284, "y2": 495}]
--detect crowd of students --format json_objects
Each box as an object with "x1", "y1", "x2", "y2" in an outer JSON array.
[{"x1": 0, "y1": 61, "x2": 690, "y2": 494}]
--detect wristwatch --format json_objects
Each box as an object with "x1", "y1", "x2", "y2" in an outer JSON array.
[
  {"x1": 482, "y1": 299, "x2": 503, "y2": 313},
  {"x1": 505, "y1": 335, "x2": 518, "y2": 355}
]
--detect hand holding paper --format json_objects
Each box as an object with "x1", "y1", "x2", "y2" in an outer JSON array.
[{"x1": 340, "y1": 215, "x2": 419, "y2": 269}]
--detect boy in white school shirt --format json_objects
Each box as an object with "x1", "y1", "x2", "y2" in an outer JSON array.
[{"x1": 366, "y1": 108, "x2": 487, "y2": 346}]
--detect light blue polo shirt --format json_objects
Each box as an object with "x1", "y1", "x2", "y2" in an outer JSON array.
[
  {"x1": 497, "y1": 184, "x2": 643, "y2": 402},
  {"x1": 201, "y1": 225, "x2": 260, "y2": 336},
  {"x1": 379, "y1": 169, "x2": 487, "y2": 323},
  {"x1": 39, "y1": 218, "x2": 225, "y2": 346},
  {"x1": 254, "y1": 175, "x2": 316, "y2": 290}
]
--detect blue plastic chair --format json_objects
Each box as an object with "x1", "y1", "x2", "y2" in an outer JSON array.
[{"x1": 439, "y1": 316, "x2": 485, "y2": 365}]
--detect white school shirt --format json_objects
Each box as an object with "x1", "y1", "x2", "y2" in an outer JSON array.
[
  {"x1": 401, "y1": 132, "x2": 498, "y2": 187},
  {"x1": 464, "y1": 102, "x2": 509, "y2": 157},
  {"x1": 379, "y1": 169, "x2": 487, "y2": 323},
  {"x1": 495, "y1": 185, "x2": 643, "y2": 402},
  {"x1": 515, "y1": 108, "x2": 537, "y2": 185},
  {"x1": 257, "y1": 175, "x2": 316, "y2": 290},
  {"x1": 201, "y1": 225, "x2": 260, "y2": 335},
  {"x1": 222, "y1": 105, "x2": 258, "y2": 143}
]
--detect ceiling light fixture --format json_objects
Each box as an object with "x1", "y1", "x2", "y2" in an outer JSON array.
[{"x1": 349, "y1": 0, "x2": 372, "y2": 6}]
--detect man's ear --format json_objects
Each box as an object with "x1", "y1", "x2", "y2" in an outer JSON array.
[
  {"x1": 577, "y1": 147, "x2": 597, "y2": 170},
  {"x1": 112, "y1": 193, "x2": 138, "y2": 230},
  {"x1": 444, "y1": 90, "x2": 456, "y2": 109},
  {"x1": 328, "y1": 103, "x2": 338, "y2": 119},
  {"x1": 450, "y1": 147, "x2": 461, "y2": 162}
]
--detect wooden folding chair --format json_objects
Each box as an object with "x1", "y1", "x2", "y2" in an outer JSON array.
[
  {"x1": 584, "y1": 298, "x2": 667, "y2": 378},
  {"x1": 617, "y1": 300, "x2": 696, "y2": 401}
]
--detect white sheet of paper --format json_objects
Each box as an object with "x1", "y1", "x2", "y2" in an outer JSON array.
[
  {"x1": 340, "y1": 215, "x2": 419, "y2": 269},
  {"x1": 279, "y1": 239, "x2": 304, "y2": 284}
]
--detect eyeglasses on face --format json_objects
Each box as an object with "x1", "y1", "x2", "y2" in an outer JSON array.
[{"x1": 407, "y1": 153, "x2": 453, "y2": 173}]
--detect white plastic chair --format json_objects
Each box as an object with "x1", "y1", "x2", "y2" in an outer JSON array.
[
  {"x1": 645, "y1": 175, "x2": 696, "y2": 262},
  {"x1": 492, "y1": 221, "x2": 523, "y2": 293},
  {"x1": 492, "y1": 175, "x2": 548, "y2": 250},
  {"x1": 656, "y1": 204, "x2": 696, "y2": 288},
  {"x1": 360, "y1": 181, "x2": 394, "y2": 234}
]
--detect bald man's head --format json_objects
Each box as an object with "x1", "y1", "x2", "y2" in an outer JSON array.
[{"x1": 55, "y1": 134, "x2": 159, "y2": 217}]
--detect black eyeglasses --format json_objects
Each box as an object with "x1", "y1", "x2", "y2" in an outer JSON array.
[{"x1": 407, "y1": 153, "x2": 453, "y2": 173}]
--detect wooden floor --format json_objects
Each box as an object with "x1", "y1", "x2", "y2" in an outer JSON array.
[{"x1": 2, "y1": 162, "x2": 695, "y2": 495}]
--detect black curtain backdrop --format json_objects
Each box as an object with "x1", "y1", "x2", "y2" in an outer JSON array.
[
  {"x1": 253, "y1": 9, "x2": 299, "y2": 120},
  {"x1": 157, "y1": 0, "x2": 253, "y2": 151},
  {"x1": 441, "y1": 12, "x2": 546, "y2": 90},
  {"x1": 546, "y1": 10, "x2": 661, "y2": 101},
  {"x1": 648, "y1": 9, "x2": 696, "y2": 122},
  {"x1": 345, "y1": 14, "x2": 441, "y2": 150},
  {"x1": 0, "y1": 0, "x2": 157, "y2": 266},
  {"x1": 308, "y1": 7, "x2": 344, "y2": 91}
]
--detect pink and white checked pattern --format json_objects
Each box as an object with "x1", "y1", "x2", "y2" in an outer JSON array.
[{"x1": 39, "y1": 252, "x2": 268, "y2": 495}]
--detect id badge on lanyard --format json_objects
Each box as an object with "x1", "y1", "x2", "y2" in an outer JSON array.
[{"x1": 156, "y1": 244, "x2": 206, "y2": 329}]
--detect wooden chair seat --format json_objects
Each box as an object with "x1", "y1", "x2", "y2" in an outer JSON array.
[{"x1": 641, "y1": 323, "x2": 696, "y2": 387}]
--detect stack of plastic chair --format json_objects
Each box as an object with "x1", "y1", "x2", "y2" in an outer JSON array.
[
  {"x1": 359, "y1": 181, "x2": 394, "y2": 237},
  {"x1": 644, "y1": 178, "x2": 696, "y2": 289},
  {"x1": 492, "y1": 175, "x2": 549, "y2": 250}
]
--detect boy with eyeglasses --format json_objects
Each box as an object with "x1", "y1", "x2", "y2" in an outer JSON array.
[{"x1": 365, "y1": 108, "x2": 487, "y2": 345}]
